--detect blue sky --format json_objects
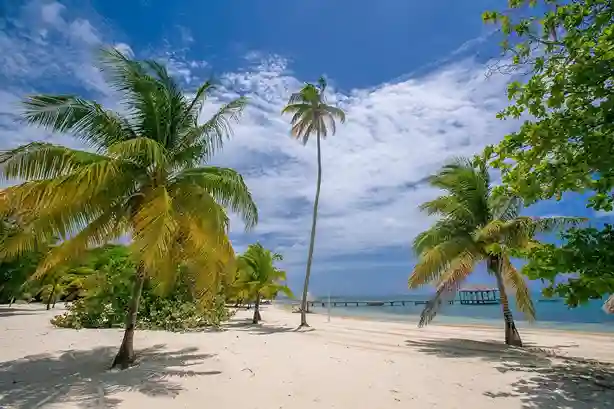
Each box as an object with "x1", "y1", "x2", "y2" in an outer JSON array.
[{"x1": 0, "y1": 0, "x2": 608, "y2": 296}]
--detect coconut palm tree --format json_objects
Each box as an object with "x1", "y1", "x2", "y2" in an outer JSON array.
[
  {"x1": 0, "y1": 48, "x2": 257, "y2": 368},
  {"x1": 36, "y1": 265, "x2": 91, "y2": 310},
  {"x1": 282, "y1": 77, "x2": 345, "y2": 327},
  {"x1": 408, "y1": 157, "x2": 581, "y2": 346},
  {"x1": 234, "y1": 243, "x2": 293, "y2": 324}
]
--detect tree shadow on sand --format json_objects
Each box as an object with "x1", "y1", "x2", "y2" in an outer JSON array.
[
  {"x1": 0, "y1": 345, "x2": 221, "y2": 408},
  {"x1": 223, "y1": 319, "x2": 314, "y2": 335},
  {"x1": 493, "y1": 358, "x2": 614, "y2": 409},
  {"x1": 405, "y1": 337, "x2": 614, "y2": 409},
  {"x1": 0, "y1": 307, "x2": 39, "y2": 317}
]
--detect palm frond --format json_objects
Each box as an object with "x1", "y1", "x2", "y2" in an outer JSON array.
[
  {"x1": 324, "y1": 105, "x2": 346, "y2": 123},
  {"x1": 413, "y1": 220, "x2": 469, "y2": 255},
  {"x1": 425, "y1": 158, "x2": 491, "y2": 226},
  {"x1": 31, "y1": 204, "x2": 128, "y2": 278},
  {"x1": 21, "y1": 95, "x2": 133, "y2": 149},
  {"x1": 489, "y1": 194, "x2": 521, "y2": 221},
  {"x1": 420, "y1": 195, "x2": 474, "y2": 220},
  {"x1": 173, "y1": 166, "x2": 257, "y2": 230},
  {"x1": 172, "y1": 97, "x2": 246, "y2": 165},
  {"x1": 531, "y1": 216, "x2": 586, "y2": 233},
  {"x1": 130, "y1": 186, "x2": 178, "y2": 276},
  {"x1": 418, "y1": 251, "x2": 477, "y2": 327},
  {"x1": 0, "y1": 142, "x2": 107, "y2": 181},
  {"x1": 409, "y1": 237, "x2": 478, "y2": 288},
  {"x1": 182, "y1": 80, "x2": 215, "y2": 122},
  {"x1": 107, "y1": 137, "x2": 169, "y2": 168}
]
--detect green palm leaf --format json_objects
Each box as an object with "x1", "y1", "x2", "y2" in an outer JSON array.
[
  {"x1": 1, "y1": 47, "x2": 258, "y2": 368},
  {"x1": 409, "y1": 156, "x2": 576, "y2": 345}
]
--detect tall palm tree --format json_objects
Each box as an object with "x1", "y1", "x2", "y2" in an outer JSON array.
[
  {"x1": 0, "y1": 48, "x2": 257, "y2": 368},
  {"x1": 235, "y1": 243, "x2": 293, "y2": 324},
  {"x1": 408, "y1": 157, "x2": 580, "y2": 346},
  {"x1": 282, "y1": 77, "x2": 345, "y2": 327}
]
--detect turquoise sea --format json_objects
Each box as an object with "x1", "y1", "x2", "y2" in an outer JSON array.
[{"x1": 278, "y1": 293, "x2": 614, "y2": 333}]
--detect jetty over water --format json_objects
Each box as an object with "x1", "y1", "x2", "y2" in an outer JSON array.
[
  {"x1": 306, "y1": 299, "x2": 456, "y2": 308},
  {"x1": 302, "y1": 286, "x2": 506, "y2": 308},
  {"x1": 458, "y1": 286, "x2": 500, "y2": 305}
]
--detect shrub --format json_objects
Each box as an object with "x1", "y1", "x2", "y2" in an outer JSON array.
[{"x1": 50, "y1": 245, "x2": 234, "y2": 332}]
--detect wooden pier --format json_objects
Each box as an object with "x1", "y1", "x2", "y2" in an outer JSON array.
[
  {"x1": 306, "y1": 299, "x2": 457, "y2": 308},
  {"x1": 301, "y1": 286, "x2": 503, "y2": 308},
  {"x1": 458, "y1": 286, "x2": 500, "y2": 305}
]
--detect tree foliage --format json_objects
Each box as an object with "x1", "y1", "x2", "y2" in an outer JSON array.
[
  {"x1": 522, "y1": 225, "x2": 614, "y2": 307},
  {"x1": 0, "y1": 48, "x2": 256, "y2": 367},
  {"x1": 0, "y1": 211, "x2": 51, "y2": 303},
  {"x1": 51, "y1": 244, "x2": 232, "y2": 331},
  {"x1": 0, "y1": 48, "x2": 257, "y2": 295},
  {"x1": 408, "y1": 157, "x2": 579, "y2": 344},
  {"x1": 483, "y1": 0, "x2": 614, "y2": 305},
  {"x1": 234, "y1": 244, "x2": 292, "y2": 300},
  {"x1": 0, "y1": 249, "x2": 43, "y2": 303},
  {"x1": 227, "y1": 243, "x2": 293, "y2": 323},
  {"x1": 483, "y1": 0, "x2": 614, "y2": 210}
]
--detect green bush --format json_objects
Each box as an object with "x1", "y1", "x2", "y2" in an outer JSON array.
[
  {"x1": 51, "y1": 293, "x2": 233, "y2": 331},
  {"x1": 50, "y1": 245, "x2": 234, "y2": 331}
]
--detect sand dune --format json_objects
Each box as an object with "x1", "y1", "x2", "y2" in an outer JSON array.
[{"x1": 0, "y1": 304, "x2": 613, "y2": 408}]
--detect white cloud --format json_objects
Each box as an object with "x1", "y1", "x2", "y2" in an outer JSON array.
[
  {"x1": 205, "y1": 56, "x2": 518, "y2": 272},
  {"x1": 0, "y1": 0, "x2": 518, "y2": 280},
  {"x1": 39, "y1": 1, "x2": 65, "y2": 26},
  {"x1": 69, "y1": 19, "x2": 99, "y2": 44}
]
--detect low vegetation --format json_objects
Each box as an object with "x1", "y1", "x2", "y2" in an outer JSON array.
[
  {"x1": 49, "y1": 245, "x2": 234, "y2": 331},
  {"x1": 2, "y1": 0, "x2": 614, "y2": 375}
]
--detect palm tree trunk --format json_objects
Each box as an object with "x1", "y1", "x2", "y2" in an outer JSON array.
[
  {"x1": 46, "y1": 285, "x2": 56, "y2": 311},
  {"x1": 300, "y1": 130, "x2": 323, "y2": 327},
  {"x1": 253, "y1": 294, "x2": 262, "y2": 324},
  {"x1": 112, "y1": 265, "x2": 145, "y2": 369},
  {"x1": 492, "y1": 256, "x2": 522, "y2": 347}
]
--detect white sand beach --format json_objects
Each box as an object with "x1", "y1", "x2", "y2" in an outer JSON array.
[{"x1": 1, "y1": 304, "x2": 613, "y2": 409}]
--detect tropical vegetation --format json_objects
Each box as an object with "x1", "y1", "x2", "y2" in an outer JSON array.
[
  {"x1": 230, "y1": 243, "x2": 293, "y2": 324},
  {"x1": 50, "y1": 244, "x2": 233, "y2": 331},
  {"x1": 0, "y1": 48, "x2": 257, "y2": 368},
  {"x1": 408, "y1": 157, "x2": 580, "y2": 346},
  {"x1": 522, "y1": 225, "x2": 614, "y2": 307},
  {"x1": 282, "y1": 77, "x2": 346, "y2": 327},
  {"x1": 0, "y1": 0, "x2": 612, "y2": 360},
  {"x1": 482, "y1": 0, "x2": 614, "y2": 305}
]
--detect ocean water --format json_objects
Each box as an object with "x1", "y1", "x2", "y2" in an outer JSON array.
[{"x1": 277, "y1": 293, "x2": 614, "y2": 333}]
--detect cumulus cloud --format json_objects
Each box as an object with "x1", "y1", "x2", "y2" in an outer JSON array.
[
  {"x1": 0, "y1": 0, "x2": 518, "y2": 283},
  {"x1": 205, "y1": 56, "x2": 518, "y2": 273}
]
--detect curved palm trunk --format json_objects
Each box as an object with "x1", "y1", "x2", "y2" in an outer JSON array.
[
  {"x1": 253, "y1": 294, "x2": 262, "y2": 324},
  {"x1": 491, "y1": 256, "x2": 523, "y2": 347},
  {"x1": 112, "y1": 265, "x2": 145, "y2": 369},
  {"x1": 300, "y1": 130, "x2": 323, "y2": 327}
]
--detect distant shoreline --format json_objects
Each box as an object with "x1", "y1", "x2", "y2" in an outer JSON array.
[{"x1": 273, "y1": 302, "x2": 614, "y2": 336}]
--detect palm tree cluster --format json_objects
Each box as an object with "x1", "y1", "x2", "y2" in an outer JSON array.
[
  {"x1": 0, "y1": 49, "x2": 257, "y2": 368},
  {"x1": 0, "y1": 44, "x2": 586, "y2": 367}
]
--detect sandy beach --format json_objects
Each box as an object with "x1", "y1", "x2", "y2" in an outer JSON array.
[{"x1": 1, "y1": 304, "x2": 613, "y2": 409}]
